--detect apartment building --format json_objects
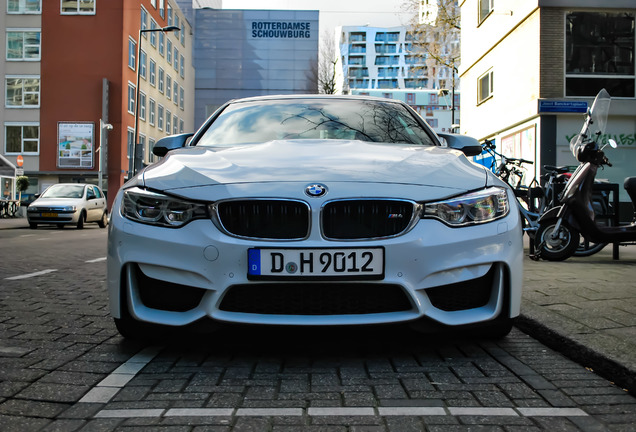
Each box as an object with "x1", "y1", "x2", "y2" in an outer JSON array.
[
  {"x1": 460, "y1": 0, "x2": 635, "y2": 217},
  {"x1": 1, "y1": 0, "x2": 195, "y2": 207}
]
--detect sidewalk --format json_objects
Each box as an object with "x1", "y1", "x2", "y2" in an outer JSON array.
[{"x1": 1, "y1": 216, "x2": 634, "y2": 390}]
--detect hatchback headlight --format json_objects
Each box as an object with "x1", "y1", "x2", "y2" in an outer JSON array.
[
  {"x1": 121, "y1": 187, "x2": 208, "y2": 228},
  {"x1": 422, "y1": 187, "x2": 509, "y2": 226}
]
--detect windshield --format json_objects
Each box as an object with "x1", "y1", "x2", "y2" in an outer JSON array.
[
  {"x1": 570, "y1": 89, "x2": 611, "y2": 155},
  {"x1": 41, "y1": 184, "x2": 85, "y2": 199},
  {"x1": 196, "y1": 98, "x2": 437, "y2": 147}
]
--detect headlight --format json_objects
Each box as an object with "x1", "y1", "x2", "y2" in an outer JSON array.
[
  {"x1": 121, "y1": 187, "x2": 208, "y2": 228},
  {"x1": 64, "y1": 205, "x2": 76, "y2": 212},
  {"x1": 422, "y1": 187, "x2": 509, "y2": 226}
]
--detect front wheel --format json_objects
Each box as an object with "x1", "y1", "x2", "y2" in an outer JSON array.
[{"x1": 535, "y1": 219, "x2": 580, "y2": 261}]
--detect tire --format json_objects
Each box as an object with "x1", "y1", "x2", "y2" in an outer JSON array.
[
  {"x1": 76, "y1": 212, "x2": 85, "y2": 229},
  {"x1": 574, "y1": 238, "x2": 607, "y2": 257},
  {"x1": 479, "y1": 317, "x2": 514, "y2": 339},
  {"x1": 535, "y1": 219, "x2": 580, "y2": 261},
  {"x1": 98, "y1": 211, "x2": 108, "y2": 228},
  {"x1": 29, "y1": 223, "x2": 37, "y2": 229}
]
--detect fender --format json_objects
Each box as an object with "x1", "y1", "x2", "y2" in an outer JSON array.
[{"x1": 538, "y1": 206, "x2": 562, "y2": 224}]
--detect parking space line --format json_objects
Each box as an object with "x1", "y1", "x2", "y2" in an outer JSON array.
[
  {"x1": 85, "y1": 257, "x2": 106, "y2": 263},
  {"x1": 5, "y1": 269, "x2": 57, "y2": 280},
  {"x1": 92, "y1": 406, "x2": 590, "y2": 419},
  {"x1": 79, "y1": 346, "x2": 162, "y2": 404}
]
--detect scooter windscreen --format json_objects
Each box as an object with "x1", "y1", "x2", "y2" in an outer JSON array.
[{"x1": 570, "y1": 89, "x2": 611, "y2": 159}]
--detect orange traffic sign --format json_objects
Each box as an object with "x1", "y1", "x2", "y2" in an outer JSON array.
[{"x1": 16, "y1": 155, "x2": 23, "y2": 167}]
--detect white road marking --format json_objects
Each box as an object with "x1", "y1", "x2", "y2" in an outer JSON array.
[
  {"x1": 85, "y1": 257, "x2": 106, "y2": 263},
  {"x1": 4, "y1": 269, "x2": 57, "y2": 280},
  {"x1": 93, "y1": 406, "x2": 590, "y2": 419},
  {"x1": 79, "y1": 346, "x2": 162, "y2": 404}
]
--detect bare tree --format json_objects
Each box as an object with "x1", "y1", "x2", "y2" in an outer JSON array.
[
  {"x1": 318, "y1": 31, "x2": 339, "y2": 94},
  {"x1": 403, "y1": 0, "x2": 460, "y2": 89}
]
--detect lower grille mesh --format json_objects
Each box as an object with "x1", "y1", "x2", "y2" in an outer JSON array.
[
  {"x1": 425, "y1": 266, "x2": 495, "y2": 311},
  {"x1": 219, "y1": 283, "x2": 412, "y2": 315}
]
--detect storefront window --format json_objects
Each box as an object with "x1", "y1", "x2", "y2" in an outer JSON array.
[{"x1": 566, "y1": 12, "x2": 635, "y2": 97}]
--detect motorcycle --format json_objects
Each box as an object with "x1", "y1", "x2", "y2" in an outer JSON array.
[{"x1": 534, "y1": 89, "x2": 636, "y2": 261}]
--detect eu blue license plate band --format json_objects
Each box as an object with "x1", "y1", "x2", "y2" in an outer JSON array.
[{"x1": 248, "y1": 249, "x2": 262, "y2": 275}]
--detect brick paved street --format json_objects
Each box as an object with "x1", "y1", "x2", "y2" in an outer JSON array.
[{"x1": 0, "y1": 222, "x2": 634, "y2": 430}]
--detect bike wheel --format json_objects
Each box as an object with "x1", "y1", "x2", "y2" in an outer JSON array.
[
  {"x1": 574, "y1": 238, "x2": 607, "y2": 257},
  {"x1": 535, "y1": 219, "x2": 580, "y2": 261}
]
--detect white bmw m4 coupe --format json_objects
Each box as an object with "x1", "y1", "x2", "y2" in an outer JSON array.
[{"x1": 107, "y1": 95, "x2": 523, "y2": 340}]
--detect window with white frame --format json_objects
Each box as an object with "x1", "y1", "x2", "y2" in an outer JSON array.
[
  {"x1": 61, "y1": 0, "x2": 96, "y2": 15},
  {"x1": 179, "y1": 119, "x2": 184, "y2": 134},
  {"x1": 181, "y1": 23, "x2": 185, "y2": 46},
  {"x1": 166, "y1": 109, "x2": 171, "y2": 134},
  {"x1": 139, "y1": 134, "x2": 146, "y2": 161},
  {"x1": 158, "y1": 67, "x2": 164, "y2": 93},
  {"x1": 150, "y1": 0, "x2": 156, "y2": 8},
  {"x1": 6, "y1": 30, "x2": 41, "y2": 60},
  {"x1": 128, "y1": 37, "x2": 136, "y2": 70},
  {"x1": 180, "y1": 54, "x2": 185, "y2": 78},
  {"x1": 173, "y1": 82, "x2": 178, "y2": 106},
  {"x1": 141, "y1": 6, "x2": 148, "y2": 33},
  {"x1": 173, "y1": 46, "x2": 179, "y2": 71},
  {"x1": 565, "y1": 11, "x2": 635, "y2": 97},
  {"x1": 167, "y1": 4, "x2": 172, "y2": 26},
  {"x1": 149, "y1": 59, "x2": 156, "y2": 86},
  {"x1": 166, "y1": 74, "x2": 172, "y2": 100},
  {"x1": 140, "y1": 50, "x2": 147, "y2": 79},
  {"x1": 5, "y1": 123, "x2": 39, "y2": 154},
  {"x1": 127, "y1": 127, "x2": 134, "y2": 163},
  {"x1": 127, "y1": 83, "x2": 136, "y2": 114},
  {"x1": 159, "y1": 0, "x2": 164, "y2": 19},
  {"x1": 148, "y1": 138, "x2": 156, "y2": 163},
  {"x1": 157, "y1": 104, "x2": 164, "y2": 131},
  {"x1": 175, "y1": 15, "x2": 180, "y2": 37},
  {"x1": 139, "y1": 92, "x2": 146, "y2": 121},
  {"x1": 159, "y1": 32, "x2": 165, "y2": 56},
  {"x1": 149, "y1": 98, "x2": 156, "y2": 126},
  {"x1": 8, "y1": 0, "x2": 42, "y2": 13},
  {"x1": 167, "y1": 39, "x2": 172, "y2": 64},
  {"x1": 150, "y1": 19, "x2": 158, "y2": 47},
  {"x1": 478, "y1": 0, "x2": 493, "y2": 25},
  {"x1": 173, "y1": 114, "x2": 178, "y2": 134},
  {"x1": 179, "y1": 86, "x2": 184, "y2": 110},
  {"x1": 5, "y1": 76, "x2": 40, "y2": 107},
  {"x1": 477, "y1": 69, "x2": 493, "y2": 104}
]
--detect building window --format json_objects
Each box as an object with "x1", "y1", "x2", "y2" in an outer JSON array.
[
  {"x1": 139, "y1": 50, "x2": 147, "y2": 79},
  {"x1": 141, "y1": 6, "x2": 148, "y2": 33},
  {"x1": 166, "y1": 74, "x2": 172, "y2": 100},
  {"x1": 478, "y1": 69, "x2": 493, "y2": 104},
  {"x1": 148, "y1": 138, "x2": 156, "y2": 163},
  {"x1": 179, "y1": 86, "x2": 184, "y2": 110},
  {"x1": 180, "y1": 54, "x2": 185, "y2": 78},
  {"x1": 166, "y1": 109, "x2": 171, "y2": 134},
  {"x1": 175, "y1": 15, "x2": 181, "y2": 39},
  {"x1": 6, "y1": 30, "x2": 41, "y2": 60},
  {"x1": 478, "y1": 0, "x2": 493, "y2": 25},
  {"x1": 8, "y1": 0, "x2": 42, "y2": 13},
  {"x1": 181, "y1": 23, "x2": 185, "y2": 46},
  {"x1": 139, "y1": 92, "x2": 146, "y2": 121},
  {"x1": 173, "y1": 47, "x2": 179, "y2": 71},
  {"x1": 5, "y1": 76, "x2": 39, "y2": 107},
  {"x1": 127, "y1": 128, "x2": 134, "y2": 163},
  {"x1": 150, "y1": 0, "x2": 156, "y2": 8},
  {"x1": 149, "y1": 59, "x2": 156, "y2": 86},
  {"x1": 157, "y1": 104, "x2": 164, "y2": 131},
  {"x1": 128, "y1": 38, "x2": 136, "y2": 70},
  {"x1": 159, "y1": 0, "x2": 164, "y2": 19},
  {"x1": 149, "y1": 98, "x2": 156, "y2": 126},
  {"x1": 167, "y1": 3, "x2": 172, "y2": 25},
  {"x1": 61, "y1": 0, "x2": 96, "y2": 15},
  {"x1": 173, "y1": 115, "x2": 178, "y2": 134},
  {"x1": 179, "y1": 119, "x2": 184, "y2": 134},
  {"x1": 5, "y1": 124, "x2": 39, "y2": 154},
  {"x1": 566, "y1": 12, "x2": 635, "y2": 97},
  {"x1": 139, "y1": 134, "x2": 146, "y2": 161},
  {"x1": 173, "y1": 82, "x2": 179, "y2": 106},
  {"x1": 159, "y1": 32, "x2": 165, "y2": 56},
  {"x1": 167, "y1": 39, "x2": 172, "y2": 64},
  {"x1": 158, "y1": 67, "x2": 164, "y2": 93},
  {"x1": 127, "y1": 83, "x2": 135, "y2": 114},
  {"x1": 150, "y1": 19, "x2": 157, "y2": 47}
]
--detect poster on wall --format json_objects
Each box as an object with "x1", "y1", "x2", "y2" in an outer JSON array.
[{"x1": 57, "y1": 122, "x2": 94, "y2": 169}]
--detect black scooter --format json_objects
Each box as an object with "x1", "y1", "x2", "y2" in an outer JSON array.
[{"x1": 534, "y1": 89, "x2": 636, "y2": 261}]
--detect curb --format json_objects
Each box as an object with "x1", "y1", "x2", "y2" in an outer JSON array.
[{"x1": 516, "y1": 314, "x2": 635, "y2": 395}]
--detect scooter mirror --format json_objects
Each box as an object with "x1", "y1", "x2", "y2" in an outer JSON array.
[{"x1": 608, "y1": 139, "x2": 618, "y2": 149}]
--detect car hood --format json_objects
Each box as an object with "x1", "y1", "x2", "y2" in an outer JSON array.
[
  {"x1": 142, "y1": 140, "x2": 487, "y2": 191},
  {"x1": 29, "y1": 197, "x2": 83, "y2": 207}
]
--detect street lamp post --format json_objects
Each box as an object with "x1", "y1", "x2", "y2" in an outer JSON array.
[{"x1": 131, "y1": 25, "x2": 180, "y2": 177}]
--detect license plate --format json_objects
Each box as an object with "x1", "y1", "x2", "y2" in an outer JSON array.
[
  {"x1": 42, "y1": 212, "x2": 58, "y2": 217},
  {"x1": 248, "y1": 247, "x2": 384, "y2": 279}
]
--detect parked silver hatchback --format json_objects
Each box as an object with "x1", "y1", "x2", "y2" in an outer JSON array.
[{"x1": 27, "y1": 183, "x2": 108, "y2": 229}]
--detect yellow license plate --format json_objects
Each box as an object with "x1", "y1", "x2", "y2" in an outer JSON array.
[{"x1": 42, "y1": 212, "x2": 58, "y2": 217}]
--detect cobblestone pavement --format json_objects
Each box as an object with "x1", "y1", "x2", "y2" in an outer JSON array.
[{"x1": 0, "y1": 220, "x2": 634, "y2": 430}]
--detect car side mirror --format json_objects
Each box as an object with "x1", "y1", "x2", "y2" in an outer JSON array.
[
  {"x1": 437, "y1": 133, "x2": 483, "y2": 157},
  {"x1": 152, "y1": 133, "x2": 194, "y2": 157}
]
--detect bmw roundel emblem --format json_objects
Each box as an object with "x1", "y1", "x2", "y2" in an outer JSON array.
[{"x1": 305, "y1": 183, "x2": 327, "y2": 197}]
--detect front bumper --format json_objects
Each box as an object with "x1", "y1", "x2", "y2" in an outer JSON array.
[{"x1": 107, "y1": 191, "x2": 523, "y2": 328}]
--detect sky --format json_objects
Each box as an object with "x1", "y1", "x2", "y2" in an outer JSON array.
[{"x1": 220, "y1": 0, "x2": 414, "y2": 36}]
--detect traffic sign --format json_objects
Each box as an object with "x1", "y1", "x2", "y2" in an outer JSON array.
[
  {"x1": 16, "y1": 155, "x2": 24, "y2": 167},
  {"x1": 16, "y1": 168, "x2": 24, "y2": 176}
]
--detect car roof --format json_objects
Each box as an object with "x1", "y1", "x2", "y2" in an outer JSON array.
[{"x1": 224, "y1": 94, "x2": 410, "y2": 105}]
